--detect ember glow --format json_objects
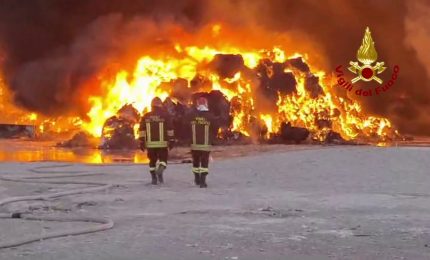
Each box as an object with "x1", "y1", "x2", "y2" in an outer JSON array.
[{"x1": 1, "y1": 24, "x2": 396, "y2": 142}]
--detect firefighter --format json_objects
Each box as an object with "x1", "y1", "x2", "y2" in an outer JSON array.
[
  {"x1": 138, "y1": 97, "x2": 174, "y2": 185},
  {"x1": 187, "y1": 97, "x2": 218, "y2": 188}
]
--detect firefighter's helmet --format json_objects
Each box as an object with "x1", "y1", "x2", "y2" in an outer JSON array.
[
  {"x1": 196, "y1": 97, "x2": 209, "y2": 111},
  {"x1": 151, "y1": 97, "x2": 163, "y2": 109}
]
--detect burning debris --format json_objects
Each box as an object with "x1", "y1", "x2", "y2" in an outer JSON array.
[
  {"x1": 45, "y1": 45, "x2": 403, "y2": 149},
  {"x1": 324, "y1": 131, "x2": 348, "y2": 144},
  {"x1": 0, "y1": 124, "x2": 36, "y2": 139},
  {"x1": 57, "y1": 131, "x2": 98, "y2": 148},
  {"x1": 279, "y1": 122, "x2": 310, "y2": 144},
  {"x1": 258, "y1": 60, "x2": 298, "y2": 99},
  {"x1": 0, "y1": 23, "x2": 401, "y2": 147},
  {"x1": 210, "y1": 54, "x2": 245, "y2": 79},
  {"x1": 99, "y1": 104, "x2": 140, "y2": 149}
]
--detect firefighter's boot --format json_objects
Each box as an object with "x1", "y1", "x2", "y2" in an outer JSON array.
[
  {"x1": 194, "y1": 172, "x2": 201, "y2": 186},
  {"x1": 156, "y1": 165, "x2": 165, "y2": 184},
  {"x1": 200, "y1": 173, "x2": 208, "y2": 188},
  {"x1": 150, "y1": 172, "x2": 157, "y2": 185}
]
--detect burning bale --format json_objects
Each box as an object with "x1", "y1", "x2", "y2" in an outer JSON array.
[
  {"x1": 57, "y1": 131, "x2": 98, "y2": 148},
  {"x1": 256, "y1": 60, "x2": 298, "y2": 108},
  {"x1": 271, "y1": 63, "x2": 297, "y2": 96},
  {"x1": 279, "y1": 122, "x2": 310, "y2": 144},
  {"x1": 316, "y1": 119, "x2": 332, "y2": 130},
  {"x1": 100, "y1": 117, "x2": 137, "y2": 149},
  {"x1": 305, "y1": 75, "x2": 324, "y2": 98},
  {"x1": 170, "y1": 78, "x2": 192, "y2": 103},
  {"x1": 210, "y1": 54, "x2": 245, "y2": 79},
  {"x1": 99, "y1": 104, "x2": 140, "y2": 150},
  {"x1": 116, "y1": 104, "x2": 140, "y2": 124},
  {"x1": 190, "y1": 75, "x2": 212, "y2": 91},
  {"x1": 286, "y1": 57, "x2": 310, "y2": 73}
]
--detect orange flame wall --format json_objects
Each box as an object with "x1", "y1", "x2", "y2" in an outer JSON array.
[
  {"x1": 81, "y1": 24, "x2": 395, "y2": 141},
  {"x1": 0, "y1": 23, "x2": 396, "y2": 141}
]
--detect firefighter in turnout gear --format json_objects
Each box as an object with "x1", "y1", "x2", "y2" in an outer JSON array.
[
  {"x1": 139, "y1": 97, "x2": 174, "y2": 185},
  {"x1": 187, "y1": 97, "x2": 218, "y2": 188}
]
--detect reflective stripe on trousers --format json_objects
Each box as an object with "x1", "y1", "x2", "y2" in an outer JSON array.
[{"x1": 192, "y1": 167, "x2": 209, "y2": 173}]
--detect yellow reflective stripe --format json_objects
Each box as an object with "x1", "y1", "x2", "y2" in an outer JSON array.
[
  {"x1": 158, "y1": 161, "x2": 167, "y2": 167},
  {"x1": 159, "y1": 122, "x2": 164, "y2": 142},
  {"x1": 192, "y1": 167, "x2": 200, "y2": 173},
  {"x1": 149, "y1": 167, "x2": 156, "y2": 171},
  {"x1": 191, "y1": 144, "x2": 211, "y2": 151},
  {"x1": 192, "y1": 123, "x2": 196, "y2": 145},
  {"x1": 138, "y1": 131, "x2": 146, "y2": 138},
  {"x1": 204, "y1": 125, "x2": 209, "y2": 145},
  {"x1": 146, "y1": 141, "x2": 168, "y2": 148},
  {"x1": 200, "y1": 167, "x2": 209, "y2": 173},
  {"x1": 146, "y1": 123, "x2": 151, "y2": 142}
]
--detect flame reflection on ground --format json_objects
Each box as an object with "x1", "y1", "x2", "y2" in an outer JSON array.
[{"x1": 0, "y1": 140, "x2": 148, "y2": 164}]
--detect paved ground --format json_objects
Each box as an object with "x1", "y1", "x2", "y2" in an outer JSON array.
[{"x1": 0, "y1": 146, "x2": 429, "y2": 259}]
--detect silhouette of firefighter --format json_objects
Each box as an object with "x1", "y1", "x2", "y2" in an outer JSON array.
[
  {"x1": 138, "y1": 97, "x2": 175, "y2": 185},
  {"x1": 187, "y1": 97, "x2": 219, "y2": 188}
]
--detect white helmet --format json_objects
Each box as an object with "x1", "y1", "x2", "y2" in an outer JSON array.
[{"x1": 196, "y1": 97, "x2": 209, "y2": 111}]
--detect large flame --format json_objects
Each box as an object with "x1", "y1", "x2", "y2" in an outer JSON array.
[
  {"x1": 82, "y1": 43, "x2": 394, "y2": 141},
  {"x1": 0, "y1": 23, "x2": 396, "y2": 142}
]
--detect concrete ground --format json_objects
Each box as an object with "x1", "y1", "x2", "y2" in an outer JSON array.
[{"x1": 0, "y1": 146, "x2": 429, "y2": 259}]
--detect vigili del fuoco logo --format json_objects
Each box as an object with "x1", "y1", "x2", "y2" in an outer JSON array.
[{"x1": 335, "y1": 27, "x2": 399, "y2": 97}]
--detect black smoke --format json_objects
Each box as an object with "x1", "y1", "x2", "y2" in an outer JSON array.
[{"x1": 0, "y1": 0, "x2": 207, "y2": 115}]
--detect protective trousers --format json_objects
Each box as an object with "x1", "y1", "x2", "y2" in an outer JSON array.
[
  {"x1": 191, "y1": 150, "x2": 210, "y2": 174},
  {"x1": 147, "y1": 148, "x2": 168, "y2": 173}
]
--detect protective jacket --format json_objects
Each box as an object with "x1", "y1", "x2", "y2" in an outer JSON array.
[
  {"x1": 187, "y1": 110, "x2": 218, "y2": 151},
  {"x1": 139, "y1": 108, "x2": 174, "y2": 148}
]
